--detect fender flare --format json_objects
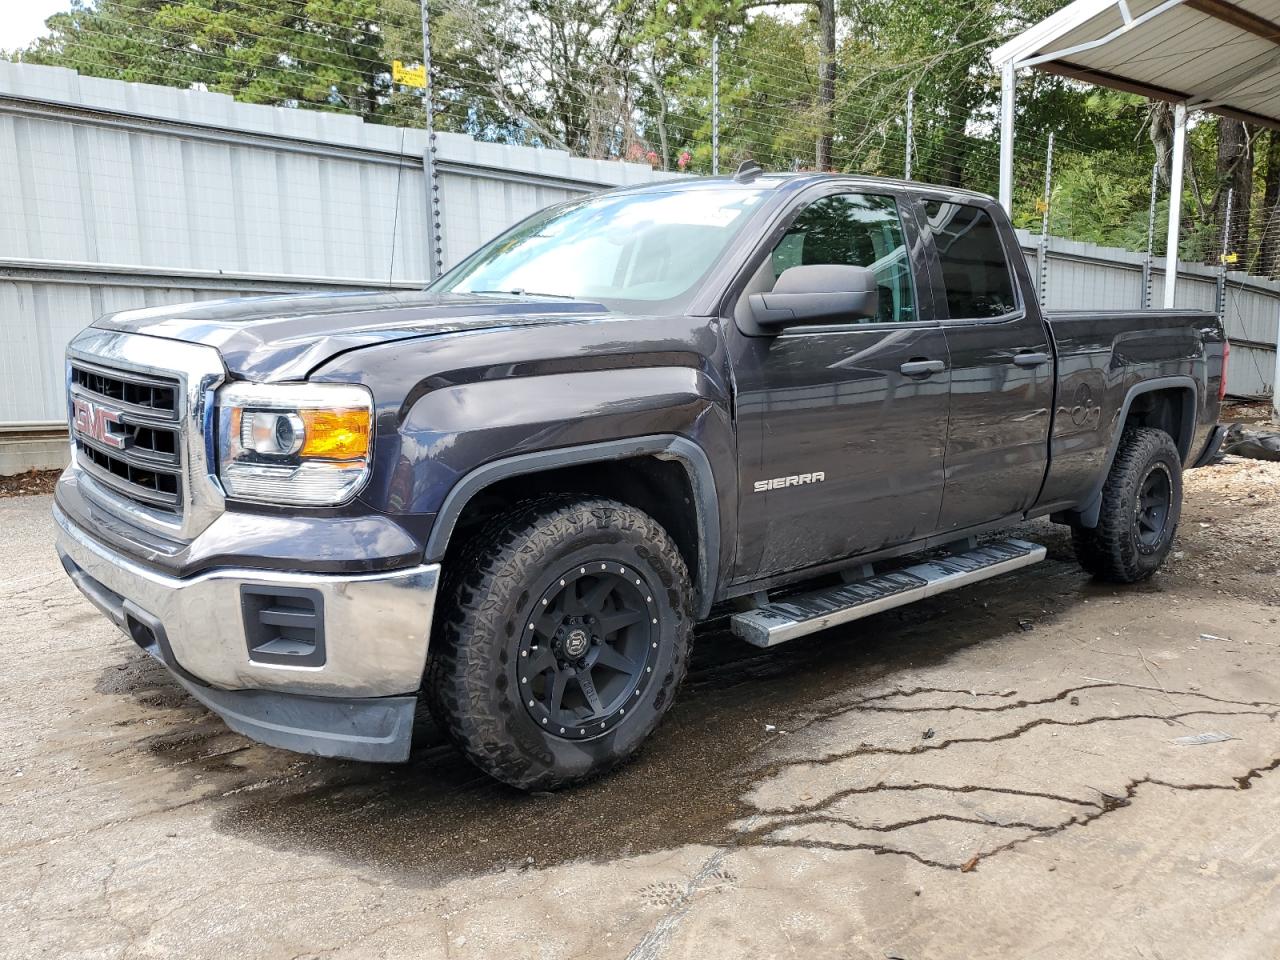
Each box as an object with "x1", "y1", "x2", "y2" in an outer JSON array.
[
  {"x1": 423, "y1": 435, "x2": 721, "y2": 617},
  {"x1": 1070, "y1": 375, "x2": 1198, "y2": 529}
]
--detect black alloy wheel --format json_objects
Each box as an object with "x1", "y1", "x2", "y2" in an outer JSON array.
[
  {"x1": 426, "y1": 496, "x2": 693, "y2": 790},
  {"x1": 1134, "y1": 463, "x2": 1172, "y2": 553},
  {"x1": 518, "y1": 562, "x2": 659, "y2": 739},
  {"x1": 1071, "y1": 427, "x2": 1183, "y2": 583}
]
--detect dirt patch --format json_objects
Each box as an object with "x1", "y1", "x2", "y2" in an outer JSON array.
[
  {"x1": 0, "y1": 468, "x2": 60, "y2": 498},
  {"x1": 1221, "y1": 398, "x2": 1274, "y2": 425},
  {"x1": 1164, "y1": 455, "x2": 1280, "y2": 603}
]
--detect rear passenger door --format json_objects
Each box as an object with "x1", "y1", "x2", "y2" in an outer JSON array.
[{"x1": 917, "y1": 196, "x2": 1054, "y2": 531}]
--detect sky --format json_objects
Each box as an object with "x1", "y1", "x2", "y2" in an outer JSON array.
[{"x1": 0, "y1": 0, "x2": 66, "y2": 52}]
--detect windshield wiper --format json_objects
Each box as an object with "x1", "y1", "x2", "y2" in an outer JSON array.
[{"x1": 467, "y1": 289, "x2": 578, "y2": 300}]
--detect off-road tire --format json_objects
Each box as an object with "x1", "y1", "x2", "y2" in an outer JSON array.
[
  {"x1": 425, "y1": 496, "x2": 693, "y2": 790},
  {"x1": 1071, "y1": 427, "x2": 1183, "y2": 583}
]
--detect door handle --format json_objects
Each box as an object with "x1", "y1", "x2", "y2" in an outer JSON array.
[
  {"x1": 900, "y1": 359, "x2": 946, "y2": 377},
  {"x1": 1012, "y1": 351, "x2": 1050, "y2": 368}
]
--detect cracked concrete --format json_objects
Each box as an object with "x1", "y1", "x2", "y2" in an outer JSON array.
[{"x1": 2, "y1": 456, "x2": 1279, "y2": 959}]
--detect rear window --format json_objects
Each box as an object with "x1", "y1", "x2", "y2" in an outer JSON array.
[{"x1": 924, "y1": 201, "x2": 1017, "y2": 320}]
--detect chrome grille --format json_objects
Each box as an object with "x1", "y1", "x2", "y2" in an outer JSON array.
[
  {"x1": 69, "y1": 361, "x2": 184, "y2": 515},
  {"x1": 70, "y1": 365, "x2": 177, "y2": 415}
]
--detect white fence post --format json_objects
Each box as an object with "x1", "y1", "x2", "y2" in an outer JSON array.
[
  {"x1": 1142, "y1": 161, "x2": 1158, "y2": 309},
  {"x1": 420, "y1": 0, "x2": 443, "y2": 280},
  {"x1": 711, "y1": 35, "x2": 720, "y2": 176},
  {"x1": 1217, "y1": 187, "x2": 1233, "y2": 321},
  {"x1": 1163, "y1": 101, "x2": 1187, "y2": 308},
  {"x1": 904, "y1": 87, "x2": 914, "y2": 181},
  {"x1": 1038, "y1": 133, "x2": 1054, "y2": 307}
]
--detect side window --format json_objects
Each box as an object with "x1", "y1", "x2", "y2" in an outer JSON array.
[
  {"x1": 923, "y1": 201, "x2": 1017, "y2": 319},
  {"x1": 769, "y1": 193, "x2": 916, "y2": 324}
]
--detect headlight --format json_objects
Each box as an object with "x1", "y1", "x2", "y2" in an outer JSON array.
[{"x1": 216, "y1": 382, "x2": 373, "y2": 505}]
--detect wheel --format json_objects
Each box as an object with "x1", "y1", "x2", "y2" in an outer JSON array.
[
  {"x1": 426, "y1": 496, "x2": 693, "y2": 790},
  {"x1": 1071, "y1": 427, "x2": 1183, "y2": 583}
]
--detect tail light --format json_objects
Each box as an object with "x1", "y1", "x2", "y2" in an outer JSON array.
[{"x1": 1220, "y1": 340, "x2": 1230, "y2": 401}]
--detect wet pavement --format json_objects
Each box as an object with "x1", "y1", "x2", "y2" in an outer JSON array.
[{"x1": 3, "y1": 458, "x2": 1279, "y2": 958}]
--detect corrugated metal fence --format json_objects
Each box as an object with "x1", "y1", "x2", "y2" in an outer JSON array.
[
  {"x1": 0, "y1": 62, "x2": 673, "y2": 471},
  {"x1": 1016, "y1": 232, "x2": 1278, "y2": 400},
  {"x1": 0, "y1": 62, "x2": 1276, "y2": 472}
]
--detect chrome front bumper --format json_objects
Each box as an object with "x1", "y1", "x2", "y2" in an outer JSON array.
[
  {"x1": 54, "y1": 502, "x2": 439, "y2": 700},
  {"x1": 55, "y1": 502, "x2": 440, "y2": 762}
]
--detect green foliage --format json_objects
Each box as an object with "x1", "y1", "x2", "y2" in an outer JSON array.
[
  {"x1": 1011, "y1": 89, "x2": 1162, "y2": 254},
  {"x1": 23, "y1": 0, "x2": 394, "y2": 118}
]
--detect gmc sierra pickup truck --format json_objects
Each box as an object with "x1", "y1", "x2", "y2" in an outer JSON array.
[{"x1": 54, "y1": 165, "x2": 1227, "y2": 789}]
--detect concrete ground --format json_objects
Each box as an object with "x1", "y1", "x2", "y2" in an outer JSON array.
[{"x1": 3, "y1": 458, "x2": 1279, "y2": 960}]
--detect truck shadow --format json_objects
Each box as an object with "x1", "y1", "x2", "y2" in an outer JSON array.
[{"x1": 99, "y1": 528, "x2": 1164, "y2": 884}]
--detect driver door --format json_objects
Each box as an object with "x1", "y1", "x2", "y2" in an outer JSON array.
[{"x1": 727, "y1": 187, "x2": 951, "y2": 581}]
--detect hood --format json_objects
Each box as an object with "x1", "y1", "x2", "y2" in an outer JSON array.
[{"x1": 93, "y1": 289, "x2": 612, "y2": 380}]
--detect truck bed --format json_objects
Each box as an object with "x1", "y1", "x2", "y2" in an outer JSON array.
[{"x1": 1039, "y1": 307, "x2": 1224, "y2": 515}]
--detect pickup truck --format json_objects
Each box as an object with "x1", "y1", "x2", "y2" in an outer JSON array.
[{"x1": 54, "y1": 165, "x2": 1228, "y2": 789}]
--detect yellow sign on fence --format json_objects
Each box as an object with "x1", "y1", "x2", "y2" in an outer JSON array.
[{"x1": 392, "y1": 60, "x2": 426, "y2": 89}]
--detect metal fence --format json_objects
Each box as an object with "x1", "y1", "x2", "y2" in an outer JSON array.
[
  {"x1": 1015, "y1": 231, "x2": 1278, "y2": 400},
  {"x1": 0, "y1": 61, "x2": 1276, "y2": 473},
  {"x1": 0, "y1": 61, "x2": 674, "y2": 472}
]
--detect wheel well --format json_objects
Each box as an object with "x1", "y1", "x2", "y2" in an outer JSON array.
[
  {"x1": 1122, "y1": 386, "x2": 1195, "y2": 460},
  {"x1": 1054, "y1": 383, "x2": 1196, "y2": 530},
  {"x1": 441, "y1": 455, "x2": 704, "y2": 603}
]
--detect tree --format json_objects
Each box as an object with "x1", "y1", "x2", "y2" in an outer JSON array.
[
  {"x1": 435, "y1": 0, "x2": 657, "y2": 156},
  {"x1": 23, "y1": 0, "x2": 394, "y2": 120},
  {"x1": 1259, "y1": 131, "x2": 1280, "y2": 276},
  {"x1": 814, "y1": 0, "x2": 834, "y2": 170},
  {"x1": 1213, "y1": 118, "x2": 1252, "y2": 263}
]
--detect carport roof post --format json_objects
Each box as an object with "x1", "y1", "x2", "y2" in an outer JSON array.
[
  {"x1": 998, "y1": 61, "x2": 1015, "y2": 215},
  {"x1": 1274, "y1": 319, "x2": 1280, "y2": 419},
  {"x1": 1164, "y1": 102, "x2": 1187, "y2": 310},
  {"x1": 992, "y1": 0, "x2": 1280, "y2": 405}
]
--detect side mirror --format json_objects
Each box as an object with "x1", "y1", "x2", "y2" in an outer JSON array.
[{"x1": 748, "y1": 264, "x2": 879, "y2": 330}]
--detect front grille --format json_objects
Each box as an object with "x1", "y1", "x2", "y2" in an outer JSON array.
[
  {"x1": 70, "y1": 361, "x2": 185, "y2": 515},
  {"x1": 71, "y1": 365, "x2": 176, "y2": 415}
]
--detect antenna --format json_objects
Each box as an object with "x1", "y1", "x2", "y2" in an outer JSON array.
[
  {"x1": 387, "y1": 124, "x2": 408, "y2": 288},
  {"x1": 733, "y1": 159, "x2": 764, "y2": 183}
]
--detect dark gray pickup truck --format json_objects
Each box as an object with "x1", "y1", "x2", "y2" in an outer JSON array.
[{"x1": 54, "y1": 167, "x2": 1227, "y2": 789}]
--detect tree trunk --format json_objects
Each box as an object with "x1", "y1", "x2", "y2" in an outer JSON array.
[
  {"x1": 933, "y1": 98, "x2": 968, "y2": 188},
  {"x1": 815, "y1": 0, "x2": 835, "y2": 171},
  {"x1": 1259, "y1": 131, "x2": 1280, "y2": 276},
  {"x1": 1149, "y1": 102, "x2": 1173, "y2": 188},
  {"x1": 1214, "y1": 118, "x2": 1252, "y2": 264}
]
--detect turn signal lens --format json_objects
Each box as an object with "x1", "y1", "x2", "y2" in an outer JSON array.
[{"x1": 299, "y1": 409, "x2": 370, "y2": 460}]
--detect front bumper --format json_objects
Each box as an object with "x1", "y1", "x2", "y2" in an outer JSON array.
[{"x1": 55, "y1": 502, "x2": 440, "y2": 762}]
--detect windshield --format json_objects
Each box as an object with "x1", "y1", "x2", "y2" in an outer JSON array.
[{"x1": 432, "y1": 186, "x2": 770, "y2": 312}]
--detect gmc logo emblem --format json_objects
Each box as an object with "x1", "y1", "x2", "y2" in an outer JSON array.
[{"x1": 72, "y1": 396, "x2": 127, "y2": 450}]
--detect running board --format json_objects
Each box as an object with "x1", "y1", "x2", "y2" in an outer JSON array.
[{"x1": 730, "y1": 539, "x2": 1047, "y2": 648}]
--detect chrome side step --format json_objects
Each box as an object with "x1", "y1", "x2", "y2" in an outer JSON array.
[{"x1": 730, "y1": 539, "x2": 1047, "y2": 648}]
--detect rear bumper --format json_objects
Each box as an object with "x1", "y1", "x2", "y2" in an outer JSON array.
[
  {"x1": 1192, "y1": 423, "x2": 1228, "y2": 468},
  {"x1": 54, "y1": 502, "x2": 439, "y2": 762}
]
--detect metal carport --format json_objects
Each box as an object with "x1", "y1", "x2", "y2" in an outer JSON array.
[{"x1": 993, "y1": 0, "x2": 1280, "y2": 416}]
